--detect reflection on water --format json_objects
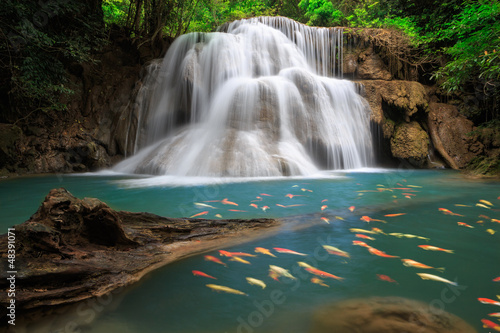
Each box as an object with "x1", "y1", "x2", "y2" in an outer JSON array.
[{"x1": 1, "y1": 169, "x2": 499, "y2": 332}]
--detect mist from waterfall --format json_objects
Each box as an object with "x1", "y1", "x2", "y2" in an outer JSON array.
[{"x1": 114, "y1": 16, "x2": 374, "y2": 177}]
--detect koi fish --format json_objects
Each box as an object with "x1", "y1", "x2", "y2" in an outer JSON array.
[
  {"x1": 348, "y1": 206, "x2": 355, "y2": 212},
  {"x1": 479, "y1": 214, "x2": 491, "y2": 219},
  {"x1": 230, "y1": 256, "x2": 251, "y2": 264},
  {"x1": 273, "y1": 247, "x2": 307, "y2": 256},
  {"x1": 335, "y1": 216, "x2": 344, "y2": 220},
  {"x1": 368, "y1": 247, "x2": 399, "y2": 258},
  {"x1": 321, "y1": 199, "x2": 328, "y2": 203},
  {"x1": 246, "y1": 277, "x2": 266, "y2": 289},
  {"x1": 349, "y1": 228, "x2": 377, "y2": 234},
  {"x1": 321, "y1": 205, "x2": 328, "y2": 211},
  {"x1": 297, "y1": 262, "x2": 314, "y2": 268},
  {"x1": 260, "y1": 193, "x2": 273, "y2": 197},
  {"x1": 478, "y1": 298, "x2": 500, "y2": 306},
  {"x1": 352, "y1": 240, "x2": 372, "y2": 248},
  {"x1": 488, "y1": 312, "x2": 500, "y2": 317},
  {"x1": 361, "y1": 216, "x2": 387, "y2": 223},
  {"x1": 252, "y1": 196, "x2": 262, "y2": 202},
  {"x1": 215, "y1": 214, "x2": 223, "y2": 218},
  {"x1": 418, "y1": 245, "x2": 454, "y2": 253},
  {"x1": 476, "y1": 203, "x2": 491, "y2": 209},
  {"x1": 190, "y1": 211, "x2": 209, "y2": 218},
  {"x1": 311, "y1": 277, "x2": 329, "y2": 287},
  {"x1": 438, "y1": 208, "x2": 464, "y2": 216},
  {"x1": 286, "y1": 194, "x2": 304, "y2": 198},
  {"x1": 480, "y1": 199, "x2": 493, "y2": 206},
  {"x1": 262, "y1": 206, "x2": 270, "y2": 211},
  {"x1": 276, "y1": 204, "x2": 305, "y2": 208},
  {"x1": 206, "y1": 284, "x2": 247, "y2": 296},
  {"x1": 481, "y1": 319, "x2": 500, "y2": 332},
  {"x1": 250, "y1": 203, "x2": 259, "y2": 209},
  {"x1": 320, "y1": 217, "x2": 330, "y2": 224},
  {"x1": 384, "y1": 213, "x2": 407, "y2": 217},
  {"x1": 388, "y1": 233, "x2": 430, "y2": 241},
  {"x1": 221, "y1": 198, "x2": 238, "y2": 206},
  {"x1": 407, "y1": 185, "x2": 422, "y2": 188},
  {"x1": 269, "y1": 270, "x2": 280, "y2": 282},
  {"x1": 491, "y1": 219, "x2": 500, "y2": 223},
  {"x1": 355, "y1": 234, "x2": 375, "y2": 240},
  {"x1": 301, "y1": 188, "x2": 313, "y2": 192},
  {"x1": 305, "y1": 267, "x2": 343, "y2": 280},
  {"x1": 219, "y1": 250, "x2": 233, "y2": 257},
  {"x1": 228, "y1": 209, "x2": 247, "y2": 212},
  {"x1": 322, "y1": 245, "x2": 350, "y2": 258},
  {"x1": 493, "y1": 276, "x2": 500, "y2": 282},
  {"x1": 192, "y1": 270, "x2": 217, "y2": 279},
  {"x1": 417, "y1": 273, "x2": 458, "y2": 286},
  {"x1": 377, "y1": 274, "x2": 398, "y2": 284},
  {"x1": 220, "y1": 251, "x2": 257, "y2": 257},
  {"x1": 204, "y1": 255, "x2": 227, "y2": 266},
  {"x1": 194, "y1": 203, "x2": 217, "y2": 209},
  {"x1": 255, "y1": 247, "x2": 276, "y2": 257},
  {"x1": 371, "y1": 227, "x2": 386, "y2": 234},
  {"x1": 401, "y1": 259, "x2": 445, "y2": 272},
  {"x1": 457, "y1": 222, "x2": 474, "y2": 228},
  {"x1": 487, "y1": 229, "x2": 496, "y2": 235},
  {"x1": 454, "y1": 204, "x2": 471, "y2": 207},
  {"x1": 269, "y1": 265, "x2": 296, "y2": 280}
]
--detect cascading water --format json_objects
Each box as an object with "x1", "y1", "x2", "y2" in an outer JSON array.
[{"x1": 114, "y1": 16, "x2": 374, "y2": 177}]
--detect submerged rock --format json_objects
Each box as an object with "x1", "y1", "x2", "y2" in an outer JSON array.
[
  {"x1": 0, "y1": 188, "x2": 279, "y2": 315},
  {"x1": 310, "y1": 296, "x2": 477, "y2": 333}
]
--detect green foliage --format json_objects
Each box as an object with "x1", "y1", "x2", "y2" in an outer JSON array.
[
  {"x1": 298, "y1": 0, "x2": 344, "y2": 27},
  {"x1": 103, "y1": 0, "x2": 129, "y2": 26}
]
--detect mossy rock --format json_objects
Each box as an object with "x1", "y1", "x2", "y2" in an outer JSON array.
[{"x1": 390, "y1": 121, "x2": 429, "y2": 168}]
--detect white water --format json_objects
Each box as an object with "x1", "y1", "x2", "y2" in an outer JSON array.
[{"x1": 115, "y1": 17, "x2": 374, "y2": 177}]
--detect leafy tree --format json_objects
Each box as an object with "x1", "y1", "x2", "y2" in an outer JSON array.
[{"x1": 298, "y1": 0, "x2": 344, "y2": 26}]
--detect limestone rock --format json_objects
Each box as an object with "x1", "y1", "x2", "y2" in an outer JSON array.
[
  {"x1": 0, "y1": 124, "x2": 22, "y2": 172},
  {"x1": 391, "y1": 121, "x2": 429, "y2": 168},
  {"x1": 357, "y1": 46, "x2": 392, "y2": 80}
]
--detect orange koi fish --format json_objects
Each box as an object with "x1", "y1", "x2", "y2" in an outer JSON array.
[
  {"x1": 321, "y1": 199, "x2": 328, "y2": 203},
  {"x1": 488, "y1": 312, "x2": 500, "y2": 317},
  {"x1": 402, "y1": 193, "x2": 416, "y2": 196},
  {"x1": 384, "y1": 213, "x2": 407, "y2": 217},
  {"x1": 268, "y1": 270, "x2": 280, "y2": 282},
  {"x1": 286, "y1": 194, "x2": 304, "y2": 198},
  {"x1": 204, "y1": 255, "x2": 227, "y2": 266},
  {"x1": 311, "y1": 277, "x2": 329, "y2": 287},
  {"x1": 250, "y1": 203, "x2": 258, "y2": 209},
  {"x1": 377, "y1": 274, "x2": 398, "y2": 284},
  {"x1": 493, "y1": 276, "x2": 500, "y2": 282},
  {"x1": 276, "y1": 204, "x2": 305, "y2": 208},
  {"x1": 321, "y1": 205, "x2": 328, "y2": 211},
  {"x1": 368, "y1": 247, "x2": 399, "y2": 258},
  {"x1": 438, "y1": 208, "x2": 464, "y2": 216},
  {"x1": 305, "y1": 267, "x2": 343, "y2": 280},
  {"x1": 360, "y1": 216, "x2": 387, "y2": 223},
  {"x1": 371, "y1": 227, "x2": 386, "y2": 234},
  {"x1": 478, "y1": 298, "x2": 500, "y2": 306},
  {"x1": 348, "y1": 206, "x2": 355, "y2": 212},
  {"x1": 219, "y1": 250, "x2": 257, "y2": 257},
  {"x1": 457, "y1": 222, "x2": 474, "y2": 228},
  {"x1": 252, "y1": 196, "x2": 262, "y2": 202},
  {"x1": 320, "y1": 217, "x2": 330, "y2": 224},
  {"x1": 221, "y1": 198, "x2": 238, "y2": 206},
  {"x1": 479, "y1": 214, "x2": 491, "y2": 219},
  {"x1": 260, "y1": 193, "x2": 273, "y2": 196},
  {"x1": 228, "y1": 209, "x2": 247, "y2": 212},
  {"x1": 355, "y1": 234, "x2": 375, "y2": 240},
  {"x1": 190, "y1": 211, "x2": 209, "y2": 218},
  {"x1": 481, "y1": 319, "x2": 500, "y2": 332},
  {"x1": 492, "y1": 219, "x2": 500, "y2": 223},
  {"x1": 192, "y1": 270, "x2": 217, "y2": 279},
  {"x1": 352, "y1": 240, "x2": 372, "y2": 248},
  {"x1": 273, "y1": 247, "x2": 307, "y2": 256},
  {"x1": 418, "y1": 245, "x2": 454, "y2": 253},
  {"x1": 401, "y1": 259, "x2": 445, "y2": 272},
  {"x1": 255, "y1": 247, "x2": 276, "y2": 257}
]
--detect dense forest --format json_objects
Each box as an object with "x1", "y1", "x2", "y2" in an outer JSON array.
[{"x1": 0, "y1": 0, "x2": 499, "y2": 173}]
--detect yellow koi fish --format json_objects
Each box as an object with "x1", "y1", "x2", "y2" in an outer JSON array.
[
  {"x1": 206, "y1": 284, "x2": 247, "y2": 296},
  {"x1": 322, "y1": 245, "x2": 350, "y2": 258},
  {"x1": 255, "y1": 247, "x2": 276, "y2": 257},
  {"x1": 246, "y1": 277, "x2": 266, "y2": 289},
  {"x1": 479, "y1": 199, "x2": 493, "y2": 206},
  {"x1": 389, "y1": 233, "x2": 430, "y2": 241},
  {"x1": 311, "y1": 277, "x2": 329, "y2": 287},
  {"x1": 230, "y1": 256, "x2": 251, "y2": 264},
  {"x1": 487, "y1": 229, "x2": 496, "y2": 235},
  {"x1": 402, "y1": 259, "x2": 445, "y2": 272},
  {"x1": 416, "y1": 273, "x2": 458, "y2": 286},
  {"x1": 476, "y1": 203, "x2": 491, "y2": 209},
  {"x1": 349, "y1": 228, "x2": 377, "y2": 234}
]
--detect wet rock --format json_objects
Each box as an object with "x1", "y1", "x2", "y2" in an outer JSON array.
[
  {"x1": 0, "y1": 188, "x2": 279, "y2": 314},
  {"x1": 0, "y1": 124, "x2": 22, "y2": 171},
  {"x1": 357, "y1": 46, "x2": 392, "y2": 81},
  {"x1": 428, "y1": 103, "x2": 483, "y2": 169},
  {"x1": 310, "y1": 296, "x2": 477, "y2": 333},
  {"x1": 391, "y1": 121, "x2": 429, "y2": 168}
]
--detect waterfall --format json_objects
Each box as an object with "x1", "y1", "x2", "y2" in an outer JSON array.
[{"x1": 114, "y1": 16, "x2": 374, "y2": 177}]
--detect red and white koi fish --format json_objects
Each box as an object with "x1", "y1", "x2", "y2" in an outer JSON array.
[
  {"x1": 261, "y1": 206, "x2": 270, "y2": 212},
  {"x1": 481, "y1": 319, "x2": 500, "y2": 332},
  {"x1": 321, "y1": 205, "x2": 328, "y2": 211},
  {"x1": 384, "y1": 213, "x2": 407, "y2": 217},
  {"x1": 255, "y1": 247, "x2": 276, "y2": 257},
  {"x1": 355, "y1": 234, "x2": 375, "y2": 240},
  {"x1": 368, "y1": 247, "x2": 399, "y2": 258},
  {"x1": 488, "y1": 312, "x2": 500, "y2": 318},
  {"x1": 352, "y1": 240, "x2": 372, "y2": 248},
  {"x1": 273, "y1": 247, "x2": 307, "y2": 256},
  {"x1": 192, "y1": 270, "x2": 217, "y2": 279},
  {"x1": 311, "y1": 277, "x2": 329, "y2": 287},
  {"x1": 221, "y1": 198, "x2": 238, "y2": 206},
  {"x1": 457, "y1": 222, "x2": 474, "y2": 228},
  {"x1": 286, "y1": 194, "x2": 304, "y2": 198},
  {"x1": 377, "y1": 274, "x2": 398, "y2": 284},
  {"x1": 320, "y1": 217, "x2": 330, "y2": 224},
  {"x1": 305, "y1": 267, "x2": 344, "y2": 280},
  {"x1": 418, "y1": 245, "x2": 454, "y2": 253},
  {"x1": 401, "y1": 259, "x2": 445, "y2": 272},
  {"x1": 348, "y1": 206, "x2": 355, "y2": 212},
  {"x1": 322, "y1": 245, "x2": 350, "y2": 258},
  {"x1": 204, "y1": 255, "x2": 227, "y2": 266},
  {"x1": 190, "y1": 211, "x2": 209, "y2": 218},
  {"x1": 360, "y1": 216, "x2": 386, "y2": 223},
  {"x1": 478, "y1": 298, "x2": 500, "y2": 306}
]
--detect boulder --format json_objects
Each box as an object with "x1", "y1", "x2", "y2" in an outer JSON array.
[
  {"x1": 357, "y1": 46, "x2": 392, "y2": 80},
  {"x1": 391, "y1": 121, "x2": 429, "y2": 168}
]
